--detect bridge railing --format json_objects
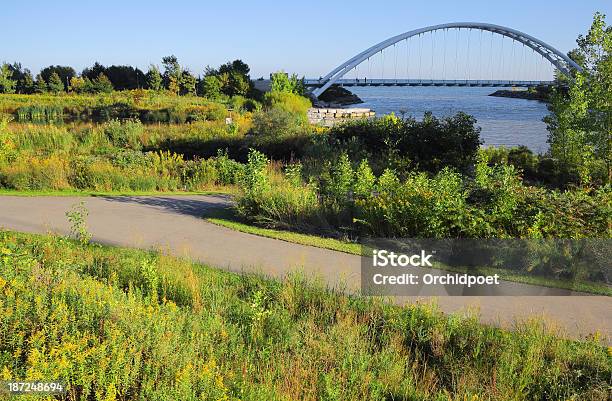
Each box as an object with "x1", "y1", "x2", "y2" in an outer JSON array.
[{"x1": 304, "y1": 79, "x2": 554, "y2": 88}]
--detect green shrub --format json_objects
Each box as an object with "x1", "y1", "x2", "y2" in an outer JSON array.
[
  {"x1": 356, "y1": 169, "x2": 474, "y2": 237},
  {"x1": 353, "y1": 159, "x2": 376, "y2": 199},
  {"x1": 247, "y1": 106, "x2": 313, "y2": 161},
  {"x1": 103, "y1": 119, "x2": 143, "y2": 150},
  {"x1": 182, "y1": 159, "x2": 219, "y2": 190},
  {"x1": 262, "y1": 91, "x2": 311, "y2": 116},
  {"x1": 326, "y1": 112, "x2": 482, "y2": 174},
  {"x1": 215, "y1": 149, "x2": 244, "y2": 185},
  {"x1": 204, "y1": 103, "x2": 228, "y2": 122},
  {"x1": 240, "y1": 149, "x2": 270, "y2": 195},
  {"x1": 319, "y1": 153, "x2": 354, "y2": 204}
]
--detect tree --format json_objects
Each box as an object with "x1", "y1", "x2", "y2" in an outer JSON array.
[
  {"x1": 69, "y1": 76, "x2": 86, "y2": 93},
  {"x1": 546, "y1": 12, "x2": 611, "y2": 183},
  {"x1": 104, "y1": 65, "x2": 145, "y2": 90},
  {"x1": 18, "y1": 69, "x2": 34, "y2": 94},
  {"x1": 40, "y1": 65, "x2": 75, "y2": 91},
  {"x1": 34, "y1": 73, "x2": 47, "y2": 93},
  {"x1": 179, "y1": 70, "x2": 197, "y2": 96},
  {"x1": 7, "y1": 63, "x2": 28, "y2": 93},
  {"x1": 227, "y1": 71, "x2": 250, "y2": 96},
  {"x1": 204, "y1": 60, "x2": 253, "y2": 98},
  {"x1": 167, "y1": 74, "x2": 180, "y2": 95},
  {"x1": 0, "y1": 64, "x2": 17, "y2": 94},
  {"x1": 146, "y1": 65, "x2": 163, "y2": 91},
  {"x1": 219, "y1": 59, "x2": 250, "y2": 76},
  {"x1": 47, "y1": 72, "x2": 64, "y2": 94},
  {"x1": 91, "y1": 73, "x2": 114, "y2": 93},
  {"x1": 82, "y1": 62, "x2": 107, "y2": 81},
  {"x1": 162, "y1": 55, "x2": 181, "y2": 94},
  {"x1": 199, "y1": 75, "x2": 222, "y2": 99},
  {"x1": 270, "y1": 71, "x2": 305, "y2": 95}
]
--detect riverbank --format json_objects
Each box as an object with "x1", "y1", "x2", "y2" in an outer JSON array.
[
  {"x1": 314, "y1": 85, "x2": 363, "y2": 106},
  {"x1": 489, "y1": 86, "x2": 552, "y2": 102}
]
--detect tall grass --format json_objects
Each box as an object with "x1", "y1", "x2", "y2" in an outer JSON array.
[
  {"x1": 0, "y1": 119, "x2": 246, "y2": 192},
  {"x1": 0, "y1": 91, "x2": 251, "y2": 125},
  {"x1": 0, "y1": 230, "x2": 609, "y2": 400}
]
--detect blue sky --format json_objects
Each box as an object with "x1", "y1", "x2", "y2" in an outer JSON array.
[{"x1": 2, "y1": 1, "x2": 610, "y2": 79}]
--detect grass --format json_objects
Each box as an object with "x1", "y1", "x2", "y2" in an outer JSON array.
[
  {"x1": 0, "y1": 91, "x2": 218, "y2": 113},
  {"x1": 0, "y1": 229, "x2": 610, "y2": 400},
  {"x1": 205, "y1": 207, "x2": 361, "y2": 255},
  {"x1": 205, "y1": 207, "x2": 612, "y2": 296}
]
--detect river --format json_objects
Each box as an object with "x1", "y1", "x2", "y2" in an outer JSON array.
[{"x1": 346, "y1": 86, "x2": 551, "y2": 154}]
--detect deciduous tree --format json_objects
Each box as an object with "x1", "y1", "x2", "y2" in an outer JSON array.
[
  {"x1": 0, "y1": 64, "x2": 17, "y2": 94},
  {"x1": 546, "y1": 12, "x2": 611, "y2": 184},
  {"x1": 200, "y1": 75, "x2": 222, "y2": 99},
  {"x1": 162, "y1": 55, "x2": 182, "y2": 94}
]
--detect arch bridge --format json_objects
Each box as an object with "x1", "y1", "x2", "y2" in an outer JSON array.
[{"x1": 311, "y1": 22, "x2": 582, "y2": 98}]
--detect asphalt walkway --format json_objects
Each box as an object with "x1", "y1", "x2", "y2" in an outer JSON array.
[{"x1": 0, "y1": 195, "x2": 609, "y2": 341}]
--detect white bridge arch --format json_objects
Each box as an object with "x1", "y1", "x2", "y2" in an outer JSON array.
[{"x1": 311, "y1": 22, "x2": 583, "y2": 98}]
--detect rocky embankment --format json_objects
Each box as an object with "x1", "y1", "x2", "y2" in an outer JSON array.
[
  {"x1": 489, "y1": 86, "x2": 552, "y2": 102},
  {"x1": 307, "y1": 108, "x2": 375, "y2": 126},
  {"x1": 314, "y1": 85, "x2": 363, "y2": 107}
]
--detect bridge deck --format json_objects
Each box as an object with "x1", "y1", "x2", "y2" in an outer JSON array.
[{"x1": 304, "y1": 79, "x2": 553, "y2": 88}]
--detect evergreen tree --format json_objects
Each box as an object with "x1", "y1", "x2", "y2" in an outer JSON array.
[
  {"x1": 47, "y1": 72, "x2": 64, "y2": 93},
  {"x1": 92, "y1": 73, "x2": 114, "y2": 93},
  {"x1": 146, "y1": 65, "x2": 163, "y2": 91},
  {"x1": 19, "y1": 70, "x2": 34, "y2": 94},
  {"x1": 179, "y1": 70, "x2": 197, "y2": 96},
  {"x1": 34, "y1": 73, "x2": 47, "y2": 93}
]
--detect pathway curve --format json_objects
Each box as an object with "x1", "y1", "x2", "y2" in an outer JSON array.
[{"x1": 0, "y1": 195, "x2": 609, "y2": 341}]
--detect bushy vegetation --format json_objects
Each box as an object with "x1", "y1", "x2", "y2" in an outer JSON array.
[
  {"x1": 1, "y1": 230, "x2": 609, "y2": 400},
  {"x1": 319, "y1": 112, "x2": 482, "y2": 174},
  {"x1": 236, "y1": 149, "x2": 611, "y2": 239},
  {"x1": 269, "y1": 71, "x2": 306, "y2": 95}
]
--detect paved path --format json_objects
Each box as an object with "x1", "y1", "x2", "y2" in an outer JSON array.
[{"x1": 0, "y1": 195, "x2": 610, "y2": 341}]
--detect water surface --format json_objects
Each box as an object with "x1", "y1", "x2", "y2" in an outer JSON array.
[{"x1": 347, "y1": 86, "x2": 550, "y2": 153}]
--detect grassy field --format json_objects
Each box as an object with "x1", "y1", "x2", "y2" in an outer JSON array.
[
  {"x1": 0, "y1": 91, "x2": 219, "y2": 114},
  {"x1": 0, "y1": 230, "x2": 610, "y2": 400}
]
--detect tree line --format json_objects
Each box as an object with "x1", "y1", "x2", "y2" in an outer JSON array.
[{"x1": 0, "y1": 56, "x2": 256, "y2": 98}]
